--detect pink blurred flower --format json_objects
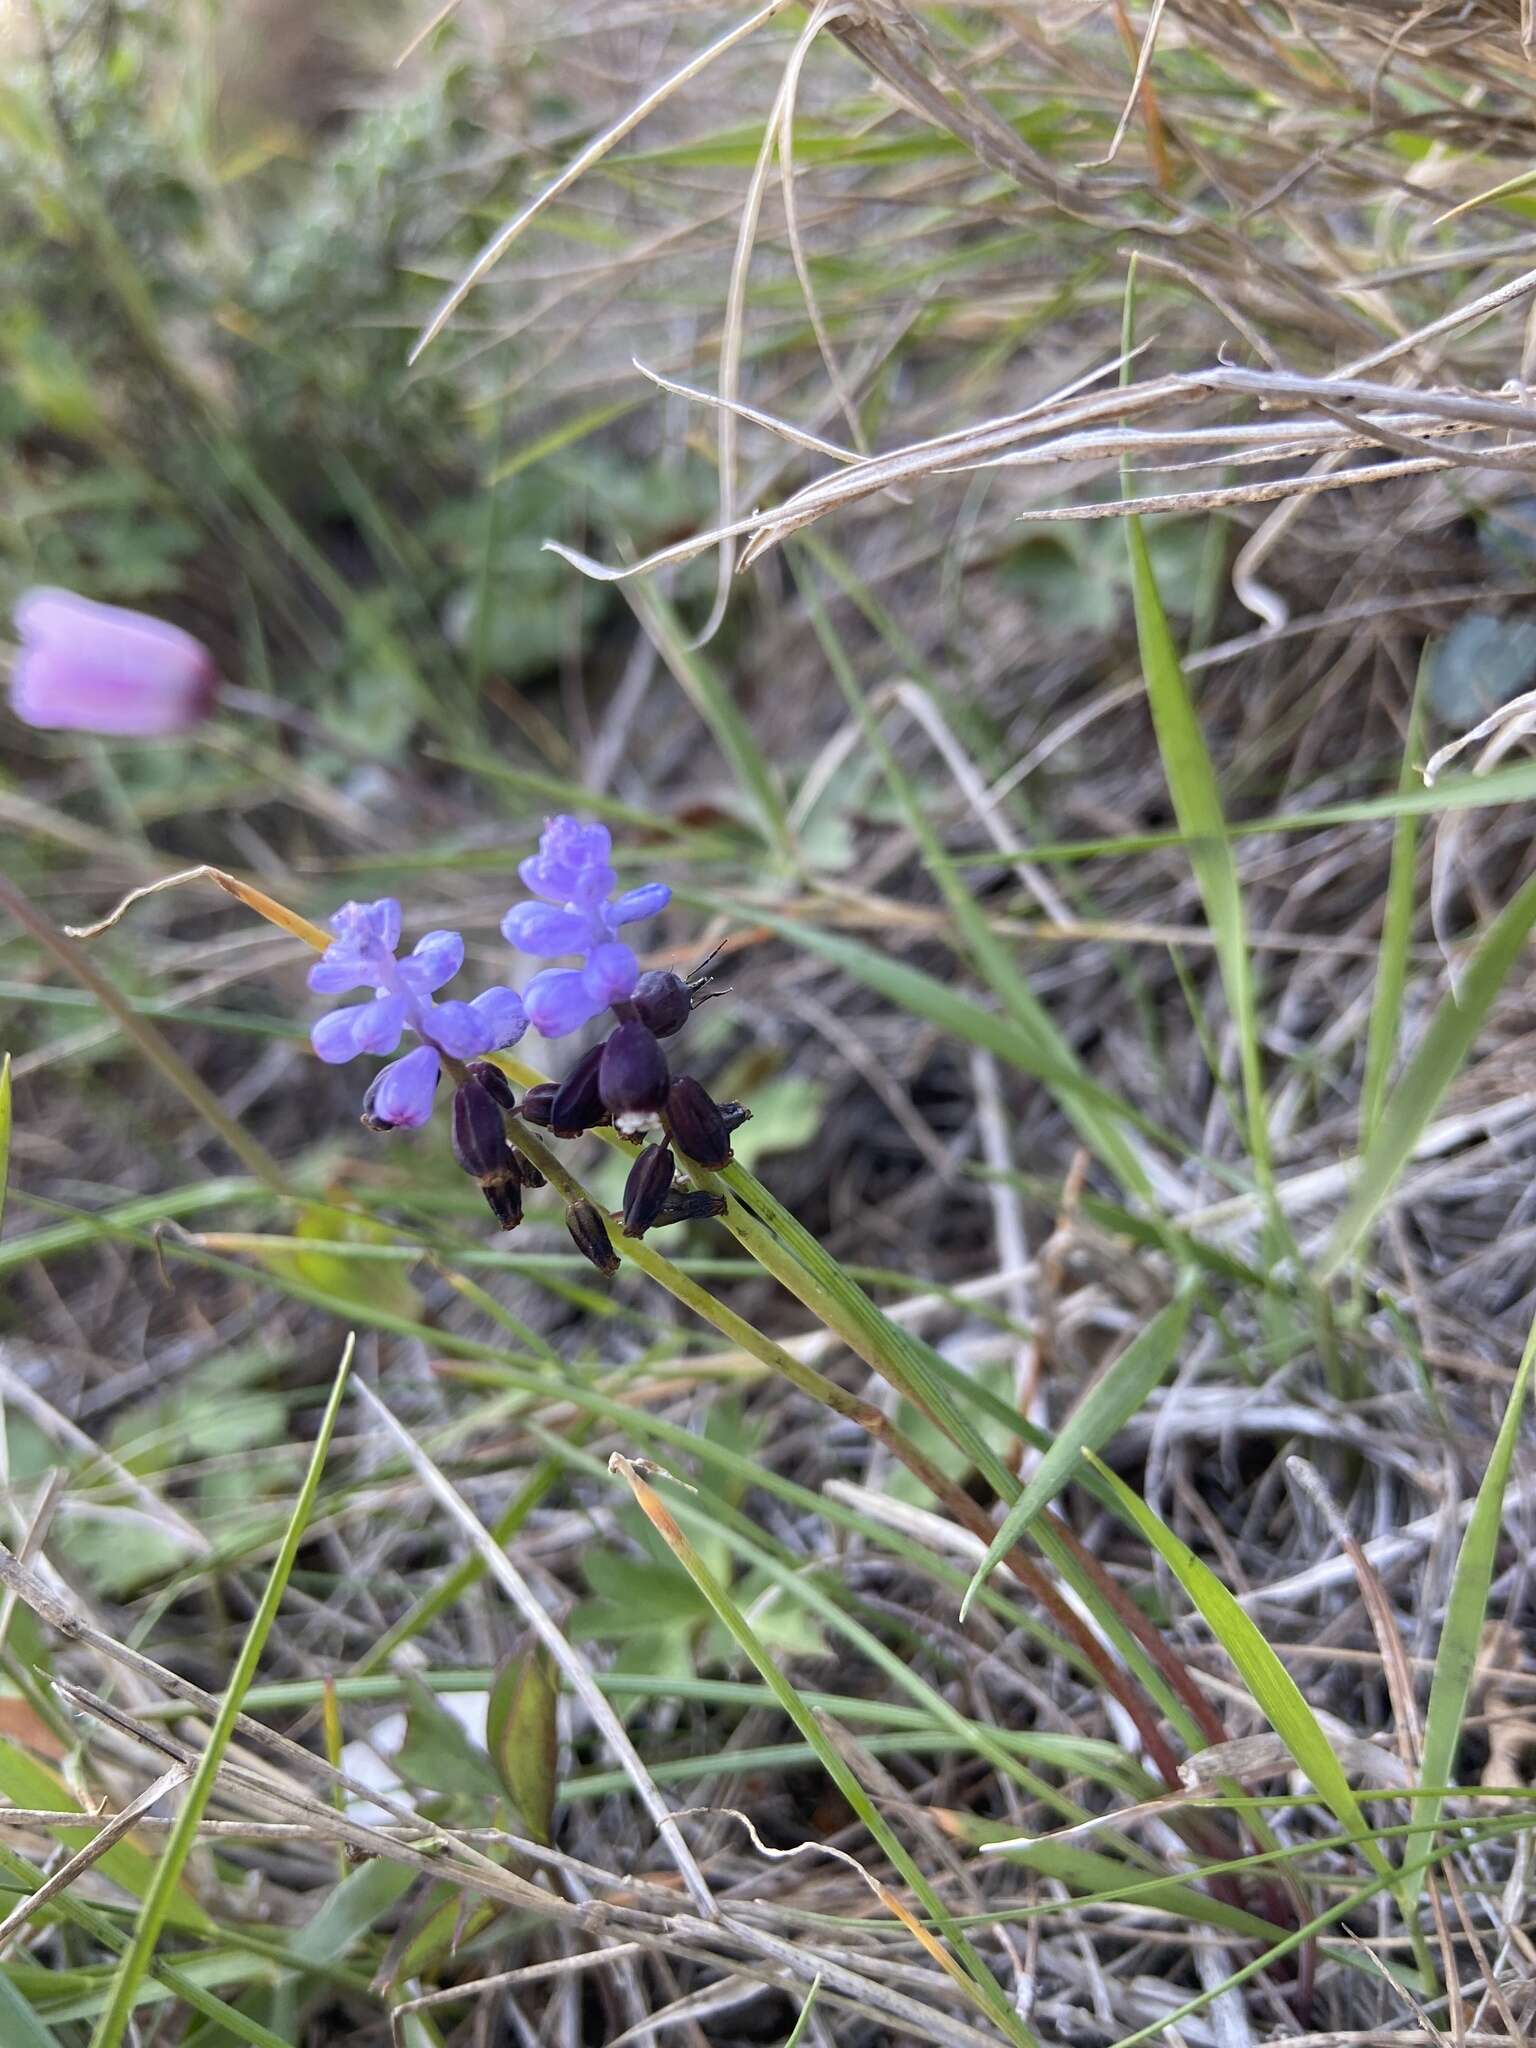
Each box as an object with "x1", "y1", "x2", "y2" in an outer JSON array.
[{"x1": 10, "y1": 587, "x2": 218, "y2": 737}]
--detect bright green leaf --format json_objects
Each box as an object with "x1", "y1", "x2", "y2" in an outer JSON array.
[
  {"x1": 1406, "y1": 1306, "x2": 1536, "y2": 1905},
  {"x1": 960, "y1": 1278, "x2": 1196, "y2": 1618},
  {"x1": 1087, "y1": 1452, "x2": 1395, "y2": 1881}
]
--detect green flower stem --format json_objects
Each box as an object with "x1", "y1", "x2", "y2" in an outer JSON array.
[
  {"x1": 481, "y1": 1057, "x2": 1191, "y2": 1787},
  {"x1": 708, "y1": 1156, "x2": 1230, "y2": 1773}
]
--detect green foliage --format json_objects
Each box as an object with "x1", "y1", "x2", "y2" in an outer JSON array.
[
  {"x1": 0, "y1": 0, "x2": 708, "y2": 756},
  {"x1": 487, "y1": 1642, "x2": 560, "y2": 1846},
  {"x1": 7, "y1": 4, "x2": 1536, "y2": 2041},
  {"x1": 1407, "y1": 1310, "x2": 1536, "y2": 1908}
]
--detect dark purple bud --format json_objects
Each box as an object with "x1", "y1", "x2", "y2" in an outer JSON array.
[
  {"x1": 507, "y1": 1146, "x2": 546, "y2": 1190},
  {"x1": 655, "y1": 1187, "x2": 728, "y2": 1226},
  {"x1": 566, "y1": 1200, "x2": 619, "y2": 1276},
  {"x1": 480, "y1": 1176, "x2": 524, "y2": 1231},
  {"x1": 466, "y1": 1060, "x2": 518, "y2": 1113},
  {"x1": 662, "y1": 1075, "x2": 731, "y2": 1170},
  {"x1": 621, "y1": 1143, "x2": 675, "y2": 1238},
  {"x1": 550, "y1": 1043, "x2": 608, "y2": 1138},
  {"x1": 451, "y1": 1078, "x2": 509, "y2": 1181},
  {"x1": 718, "y1": 1100, "x2": 752, "y2": 1134},
  {"x1": 450, "y1": 1077, "x2": 525, "y2": 1231},
  {"x1": 631, "y1": 969, "x2": 691, "y2": 1038},
  {"x1": 518, "y1": 1082, "x2": 557, "y2": 1128},
  {"x1": 598, "y1": 1021, "x2": 669, "y2": 1132}
]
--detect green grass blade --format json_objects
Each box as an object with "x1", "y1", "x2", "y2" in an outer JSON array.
[
  {"x1": 1087, "y1": 1452, "x2": 1395, "y2": 1881},
  {"x1": 1360, "y1": 657, "x2": 1428, "y2": 1147},
  {"x1": 782, "y1": 1976, "x2": 821, "y2": 2046},
  {"x1": 962, "y1": 1821, "x2": 1284, "y2": 1944},
  {"x1": 960, "y1": 757, "x2": 1536, "y2": 866},
  {"x1": 1404, "y1": 1305, "x2": 1536, "y2": 1905},
  {"x1": 612, "y1": 1457, "x2": 1038, "y2": 2047},
  {"x1": 0, "y1": 1969, "x2": 58, "y2": 2048},
  {"x1": 0, "y1": 1180, "x2": 260, "y2": 1276},
  {"x1": 624, "y1": 580, "x2": 793, "y2": 866},
  {"x1": 1320, "y1": 866, "x2": 1536, "y2": 1278},
  {"x1": 795, "y1": 559, "x2": 1154, "y2": 1198},
  {"x1": 704, "y1": 898, "x2": 1178, "y2": 1165},
  {"x1": 1124, "y1": 502, "x2": 1269, "y2": 1191},
  {"x1": 960, "y1": 1277, "x2": 1196, "y2": 1618},
  {"x1": 89, "y1": 1335, "x2": 355, "y2": 2048},
  {"x1": 0, "y1": 1054, "x2": 10, "y2": 1236}
]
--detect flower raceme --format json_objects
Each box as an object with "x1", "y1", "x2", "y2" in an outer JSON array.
[
  {"x1": 306, "y1": 815, "x2": 746, "y2": 1266},
  {"x1": 308, "y1": 898, "x2": 527, "y2": 1128},
  {"x1": 10, "y1": 588, "x2": 218, "y2": 737},
  {"x1": 502, "y1": 816, "x2": 670, "y2": 1039}
]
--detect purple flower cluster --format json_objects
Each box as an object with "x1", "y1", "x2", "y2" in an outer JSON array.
[
  {"x1": 504, "y1": 817, "x2": 670, "y2": 1038},
  {"x1": 308, "y1": 815, "x2": 743, "y2": 1263},
  {"x1": 308, "y1": 899, "x2": 526, "y2": 1129}
]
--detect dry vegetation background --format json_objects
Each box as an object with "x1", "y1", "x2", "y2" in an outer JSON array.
[{"x1": 7, "y1": 0, "x2": 1536, "y2": 2042}]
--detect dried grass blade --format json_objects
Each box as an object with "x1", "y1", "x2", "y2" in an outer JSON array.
[
  {"x1": 608, "y1": 1454, "x2": 1037, "y2": 2048},
  {"x1": 410, "y1": 0, "x2": 795, "y2": 360},
  {"x1": 354, "y1": 1382, "x2": 718, "y2": 1922}
]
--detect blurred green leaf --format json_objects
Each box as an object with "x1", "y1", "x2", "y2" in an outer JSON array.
[
  {"x1": 488, "y1": 1642, "x2": 560, "y2": 1846},
  {"x1": 725, "y1": 1073, "x2": 825, "y2": 1172},
  {"x1": 1428, "y1": 611, "x2": 1536, "y2": 725},
  {"x1": 0, "y1": 1971, "x2": 56, "y2": 2048},
  {"x1": 396, "y1": 1677, "x2": 500, "y2": 1803},
  {"x1": 0, "y1": 1054, "x2": 10, "y2": 1235},
  {"x1": 267, "y1": 1205, "x2": 421, "y2": 1323}
]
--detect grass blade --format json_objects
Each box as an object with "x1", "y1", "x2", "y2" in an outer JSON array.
[
  {"x1": 964, "y1": 757, "x2": 1536, "y2": 867},
  {"x1": 1404, "y1": 1305, "x2": 1536, "y2": 1905},
  {"x1": 1360, "y1": 655, "x2": 1429, "y2": 1147},
  {"x1": 782, "y1": 1976, "x2": 822, "y2": 2046},
  {"x1": 704, "y1": 897, "x2": 1178, "y2": 1165},
  {"x1": 795, "y1": 558, "x2": 1154, "y2": 1199},
  {"x1": 1087, "y1": 1451, "x2": 1395, "y2": 1881},
  {"x1": 960, "y1": 1276, "x2": 1196, "y2": 1618},
  {"x1": 624, "y1": 580, "x2": 793, "y2": 866},
  {"x1": 610, "y1": 1453, "x2": 1038, "y2": 2048},
  {"x1": 0, "y1": 1969, "x2": 60, "y2": 2048},
  {"x1": 1124, "y1": 491, "x2": 1269, "y2": 1191},
  {"x1": 89, "y1": 1335, "x2": 355, "y2": 2048},
  {"x1": 1320, "y1": 866, "x2": 1536, "y2": 1278},
  {"x1": 0, "y1": 1054, "x2": 10, "y2": 1236}
]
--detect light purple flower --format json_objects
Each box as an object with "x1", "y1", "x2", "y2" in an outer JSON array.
[
  {"x1": 502, "y1": 815, "x2": 671, "y2": 1037},
  {"x1": 10, "y1": 588, "x2": 218, "y2": 737},
  {"x1": 309, "y1": 897, "x2": 528, "y2": 1127}
]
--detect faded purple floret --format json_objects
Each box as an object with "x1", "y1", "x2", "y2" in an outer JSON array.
[
  {"x1": 11, "y1": 588, "x2": 218, "y2": 738},
  {"x1": 501, "y1": 815, "x2": 670, "y2": 1037},
  {"x1": 309, "y1": 897, "x2": 527, "y2": 1127}
]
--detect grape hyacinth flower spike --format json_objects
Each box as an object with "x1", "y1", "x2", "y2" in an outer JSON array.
[
  {"x1": 308, "y1": 897, "x2": 527, "y2": 1130},
  {"x1": 498, "y1": 814, "x2": 749, "y2": 1266},
  {"x1": 502, "y1": 816, "x2": 671, "y2": 1039}
]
